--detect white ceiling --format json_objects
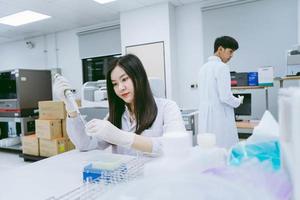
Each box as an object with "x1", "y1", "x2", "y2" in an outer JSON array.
[{"x1": 0, "y1": 0, "x2": 249, "y2": 44}]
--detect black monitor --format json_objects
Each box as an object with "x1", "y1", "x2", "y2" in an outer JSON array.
[{"x1": 233, "y1": 93, "x2": 251, "y2": 118}]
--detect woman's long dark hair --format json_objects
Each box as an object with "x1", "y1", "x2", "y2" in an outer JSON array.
[{"x1": 106, "y1": 54, "x2": 158, "y2": 135}]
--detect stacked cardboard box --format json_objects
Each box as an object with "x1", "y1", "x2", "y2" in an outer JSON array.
[
  {"x1": 22, "y1": 100, "x2": 77, "y2": 157},
  {"x1": 21, "y1": 134, "x2": 39, "y2": 156}
]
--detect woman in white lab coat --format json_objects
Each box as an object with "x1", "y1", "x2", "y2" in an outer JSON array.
[
  {"x1": 53, "y1": 54, "x2": 186, "y2": 156},
  {"x1": 198, "y1": 36, "x2": 243, "y2": 149}
]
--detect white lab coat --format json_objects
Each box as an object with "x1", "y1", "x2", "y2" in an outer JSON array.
[
  {"x1": 198, "y1": 56, "x2": 241, "y2": 149},
  {"x1": 66, "y1": 98, "x2": 186, "y2": 156}
]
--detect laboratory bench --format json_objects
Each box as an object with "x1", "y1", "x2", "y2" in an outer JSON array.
[
  {"x1": 236, "y1": 120, "x2": 259, "y2": 139},
  {"x1": 0, "y1": 149, "x2": 133, "y2": 200},
  {"x1": 274, "y1": 75, "x2": 300, "y2": 88},
  {"x1": 232, "y1": 85, "x2": 272, "y2": 110}
]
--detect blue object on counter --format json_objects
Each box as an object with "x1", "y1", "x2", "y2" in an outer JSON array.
[
  {"x1": 248, "y1": 72, "x2": 258, "y2": 86},
  {"x1": 229, "y1": 140, "x2": 280, "y2": 170},
  {"x1": 83, "y1": 163, "x2": 127, "y2": 183},
  {"x1": 83, "y1": 164, "x2": 102, "y2": 182}
]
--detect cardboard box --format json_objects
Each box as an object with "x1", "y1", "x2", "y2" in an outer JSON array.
[
  {"x1": 67, "y1": 139, "x2": 75, "y2": 151},
  {"x1": 22, "y1": 134, "x2": 39, "y2": 156},
  {"x1": 39, "y1": 101, "x2": 66, "y2": 120},
  {"x1": 36, "y1": 119, "x2": 62, "y2": 140},
  {"x1": 258, "y1": 66, "x2": 274, "y2": 86},
  {"x1": 248, "y1": 72, "x2": 258, "y2": 86},
  {"x1": 39, "y1": 138, "x2": 67, "y2": 157},
  {"x1": 62, "y1": 119, "x2": 68, "y2": 139}
]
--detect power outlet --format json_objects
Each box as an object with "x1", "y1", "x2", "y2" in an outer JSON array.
[{"x1": 190, "y1": 83, "x2": 198, "y2": 89}]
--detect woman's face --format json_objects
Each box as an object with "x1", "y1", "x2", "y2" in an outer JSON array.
[{"x1": 111, "y1": 65, "x2": 135, "y2": 105}]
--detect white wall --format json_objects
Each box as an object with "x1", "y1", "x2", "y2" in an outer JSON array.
[
  {"x1": 0, "y1": 30, "x2": 83, "y2": 98},
  {"x1": 55, "y1": 30, "x2": 82, "y2": 97},
  {"x1": 175, "y1": 2, "x2": 203, "y2": 109},
  {"x1": 201, "y1": 0, "x2": 298, "y2": 119},
  {"x1": 0, "y1": 0, "x2": 299, "y2": 113},
  {"x1": 298, "y1": 0, "x2": 300, "y2": 43},
  {"x1": 168, "y1": 4, "x2": 179, "y2": 103},
  {"x1": 120, "y1": 3, "x2": 177, "y2": 101},
  {"x1": 0, "y1": 36, "x2": 47, "y2": 70},
  {"x1": 78, "y1": 26, "x2": 121, "y2": 59},
  {"x1": 0, "y1": 25, "x2": 122, "y2": 99}
]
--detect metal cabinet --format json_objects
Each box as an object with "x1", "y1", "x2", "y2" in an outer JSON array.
[{"x1": 181, "y1": 109, "x2": 198, "y2": 146}]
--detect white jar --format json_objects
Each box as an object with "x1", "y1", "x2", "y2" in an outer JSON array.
[{"x1": 186, "y1": 133, "x2": 227, "y2": 172}]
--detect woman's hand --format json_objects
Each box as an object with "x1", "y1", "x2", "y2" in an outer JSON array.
[{"x1": 85, "y1": 119, "x2": 135, "y2": 148}]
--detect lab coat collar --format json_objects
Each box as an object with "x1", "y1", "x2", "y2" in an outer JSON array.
[
  {"x1": 208, "y1": 55, "x2": 222, "y2": 62},
  {"x1": 123, "y1": 105, "x2": 136, "y2": 128}
]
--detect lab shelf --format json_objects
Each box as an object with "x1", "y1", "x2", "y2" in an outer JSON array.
[
  {"x1": 0, "y1": 116, "x2": 36, "y2": 152},
  {"x1": 232, "y1": 85, "x2": 272, "y2": 110},
  {"x1": 232, "y1": 86, "x2": 271, "y2": 90},
  {"x1": 274, "y1": 76, "x2": 300, "y2": 88},
  {"x1": 236, "y1": 120, "x2": 259, "y2": 139},
  {"x1": 0, "y1": 143, "x2": 22, "y2": 153}
]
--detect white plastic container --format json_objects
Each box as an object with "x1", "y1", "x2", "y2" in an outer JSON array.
[{"x1": 186, "y1": 133, "x2": 227, "y2": 172}]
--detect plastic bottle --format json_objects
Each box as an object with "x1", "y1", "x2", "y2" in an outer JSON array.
[{"x1": 186, "y1": 133, "x2": 227, "y2": 172}]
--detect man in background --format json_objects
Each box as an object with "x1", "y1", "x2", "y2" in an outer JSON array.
[{"x1": 198, "y1": 36, "x2": 244, "y2": 149}]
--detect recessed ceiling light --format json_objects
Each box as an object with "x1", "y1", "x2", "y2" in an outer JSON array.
[
  {"x1": 0, "y1": 10, "x2": 51, "y2": 26},
  {"x1": 93, "y1": 0, "x2": 116, "y2": 4}
]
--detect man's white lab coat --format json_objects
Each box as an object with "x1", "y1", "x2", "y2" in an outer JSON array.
[{"x1": 198, "y1": 56, "x2": 241, "y2": 149}]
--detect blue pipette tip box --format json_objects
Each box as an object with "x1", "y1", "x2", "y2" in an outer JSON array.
[{"x1": 82, "y1": 162, "x2": 127, "y2": 183}]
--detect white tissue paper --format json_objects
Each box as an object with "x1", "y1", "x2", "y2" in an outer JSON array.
[{"x1": 247, "y1": 110, "x2": 279, "y2": 143}]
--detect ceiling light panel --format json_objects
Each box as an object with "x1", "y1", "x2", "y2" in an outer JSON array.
[
  {"x1": 0, "y1": 10, "x2": 51, "y2": 26},
  {"x1": 93, "y1": 0, "x2": 116, "y2": 4}
]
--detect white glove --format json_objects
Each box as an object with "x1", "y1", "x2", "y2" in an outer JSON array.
[
  {"x1": 53, "y1": 75, "x2": 79, "y2": 113},
  {"x1": 85, "y1": 119, "x2": 135, "y2": 149},
  {"x1": 238, "y1": 95, "x2": 244, "y2": 104}
]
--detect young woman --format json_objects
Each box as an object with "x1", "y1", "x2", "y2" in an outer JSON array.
[{"x1": 54, "y1": 54, "x2": 186, "y2": 156}]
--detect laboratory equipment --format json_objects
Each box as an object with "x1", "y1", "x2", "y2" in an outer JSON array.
[
  {"x1": 81, "y1": 80, "x2": 108, "y2": 108},
  {"x1": 53, "y1": 74, "x2": 80, "y2": 114},
  {"x1": 0, "y1": 116, "x2": 35, "y2": 150},
  {"x1": 233, "y1": 93, "x2": 251, "y2": 120},
  {"x1": 161, "y1": 131, "x2": 192, "y2": 157},
  {"x1": 185, "y1": 133, "x2": 227, "y2": 171},
  {"x1": 79, "y1": 107, "x2": 108, "y2": 121},
  {"x1": 286, "y1": 45, "x2": 300, "y2": 76},
  {"x1": 181, "y1": 109, "x2": 198, "y2": 146},
  {"x1": 235, "y1": 72, "x2": 248, "y2": 86},
  {"x1": 82, "y1": 55, "x2": 120, "y2": 83},
  {"x1": 0, "y1": 69, "x2": 52, "y2": 117},
  {"x1": 53, "y1": 74, "x2": 86, "y2": 125},
  {"x1": 83, "y1": 156, "x2": 143, "y2": 184},
  {"x1": 48, "y1": 155, "x2": 146, "y2": 200},
  {"x1": 230, "y1": 71, "x2": 238, "y2": 86},
  {"x1": 0, "y1": 117, "x2": 35, "y2": 137}
]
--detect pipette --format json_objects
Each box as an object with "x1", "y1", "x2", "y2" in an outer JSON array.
[{"x1": 53, "y1": 74, "x2": 87, "y2": 125}]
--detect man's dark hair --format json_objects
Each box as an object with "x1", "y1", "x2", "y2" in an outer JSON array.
[
  {"x1": 214, "y1": 36, "x2": 239, "y2": 53},
  {"x1": 106, "y1": 54, "x2": 157, "y2": 135}
]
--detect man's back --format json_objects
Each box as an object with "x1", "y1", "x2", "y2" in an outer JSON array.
[
  {"x1": 198, "y1": 56, "x2": 227, "y2": 105},
  {"x1": 198, "y1": 55, "x2": 239, "y2": 149}
]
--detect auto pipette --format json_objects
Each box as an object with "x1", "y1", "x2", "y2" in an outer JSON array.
[{"x1": 53, "y1": 74, "x2": 87, "y2": 125}]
